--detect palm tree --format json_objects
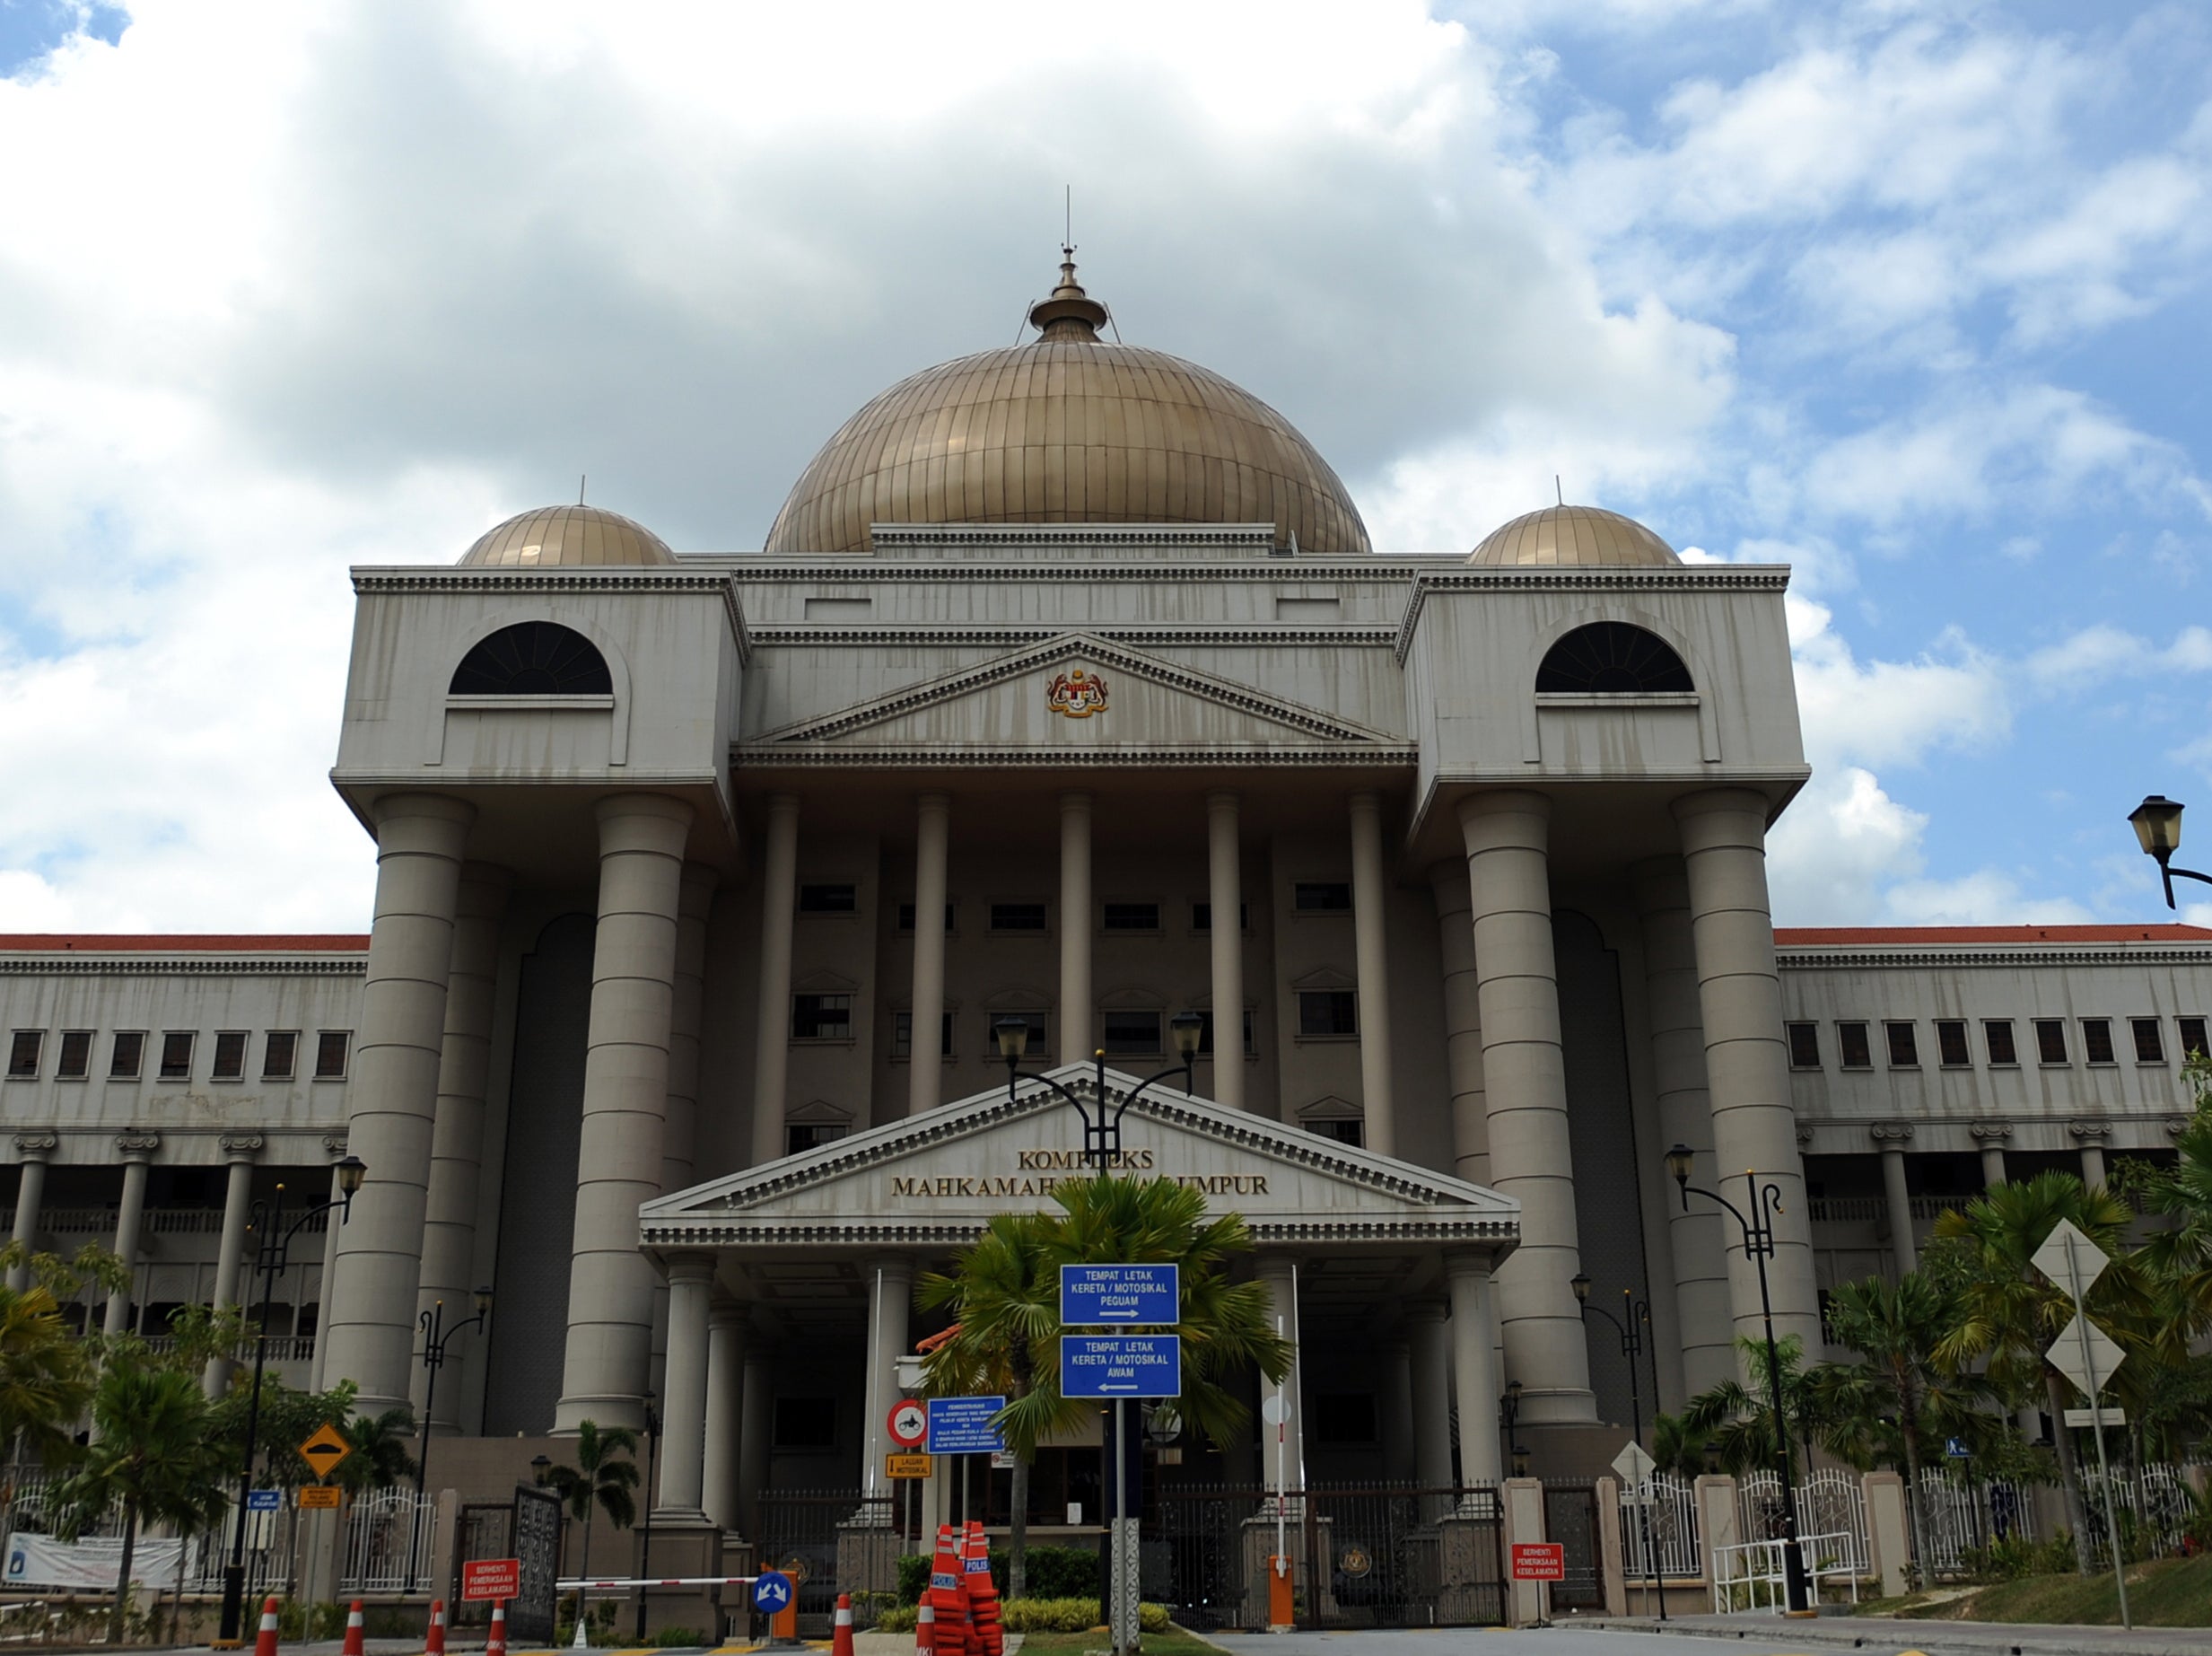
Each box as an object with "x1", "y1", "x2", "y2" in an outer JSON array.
[
  {"x1": 339, "y1": 1405, "x2": 420, "y2": 1491},
  {"x1": 0, "y1": 1283, "x2": 93, "y2": 1460},
  {"x1": 1679, "y1": 1332, "x2": 1824, "y2": 1479},
  {"x1": 544, "y1": 1420, "x2": 639, "y2": 1639},
  {"x1": 50, "y1": 1355, "x2": 228, "y2": 1645},
  {"x1": 1648, "y1": 1412, "x2": 1709, "y2": 1482},
  {"x1": 1931, "y1": 1171, "x2": 2149, "y2": 1573}
]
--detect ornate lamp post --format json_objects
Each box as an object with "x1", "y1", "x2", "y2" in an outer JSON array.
[
  {"x1": 2129, "y1": 796, "x2": 2212, "y2": 909},
  {"x1": 216, "y1": 1154, "x2": 366, "y2": 1645},
  {"x1": 1664, "y1": 1144, "x2": 1810, "y2": 1616},
  {"x1": 993, "y1": 1012, "x2": 1205, "y2": 1170},
  {"x1": 1497, "y1": 1378, "x2": 1522, "y2": 1485},
  {"x1": 634, "y1": 1390, "x2": 660, "y2": 1642},
  {"x1": 410, "y1": 1286, "x2": 494, "y2": 1589},
  {"x1": 1573, "y1": 1275, "x2": 1664, "y2": 1621}
]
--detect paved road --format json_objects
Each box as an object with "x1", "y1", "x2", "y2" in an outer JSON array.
[{"x1": 1213, "y1": 1619, "x2": 2212, "y2": 1656}]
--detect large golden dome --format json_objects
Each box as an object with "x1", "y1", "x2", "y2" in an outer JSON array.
[{"x1": 765, "y1": 256, "x2": 1370, "y2": 556}]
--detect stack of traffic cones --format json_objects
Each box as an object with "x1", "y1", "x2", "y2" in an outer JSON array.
[
  {"x1": 929, "y1": 1524, "x2": 969, "y2": 1656},
  {"x1": 914, "y1": 1598, "x2": 936, "y2": 1656},
  {"x1": 341, "y1": 1602, "x2": 366, "y2": 1656},
  {"x1": 962, "y1": 1522, "x2": 1002, "y2": 1656},
  {"x1": 424, "y1": 1599, "x2": 447, "y2": 1656},
  {"x1": 251, "y1": 1596, "x2": 282, "y2": 1656}
]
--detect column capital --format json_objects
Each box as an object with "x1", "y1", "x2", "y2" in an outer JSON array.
[
  {"x1": 1455, "y1": 787, "x2": 1551, "y2": 836},
  {"x1": 869, "y1": 1255, "x2": 916, "y2": 1284},
  {"x1": 2068, "y1": 1118, "x2": 2112, "y2": 1143},
  {"x1": 1442, "y1": 1248, "x2": 1494, "y2": 1281},
  {"x1": 369, "y1": 792, "x2": 477, "y2": 833},
  {"x1": 1969, "y1": 1118, "x2": 2013, "y2": 1143},
  {"x1": 322, "y1": 1132, "x2": 351, "y2": 1159},
  {"x1": 2170, "y1": 1116, "x2": 2194, "y2": 1140},
  {"x1": 114, "y1": 1131, "x2": 161, "y2": 1161},
  {"x1": 664, "y1": 1251, "x2": 718, "y2": 1285},
  {"x1": 1057, "y1": 790, "x2": 1091, "y2": 810},
  {"x1": 708, "y1": 1295, "x2": 751, "y2": 1331},
  {"x1": 218, "y1": 1133, "x2": 264, "y2": 1162},
  {"x1": 919, "y1": 790, "x2": 953, "y2": 813},
  {"x1": 1868, "y1": 1121, "x2": 1914, "y2": 1147},
  {"x1": 1205, "y1": 788, "x2": 1240, "y2": 813},
  {"x1": 11, "y1": 1133, "x2": 57, "y2": 1161},
  {"x1": 1796, "y1": 1123, "x2": 1815, "y2": 1146},
  {"x1": 1399, "y1": 1298, "x2": 1447, "y2": 1327},
  {"x1": 765, "y1": 792, "x2": 801, "y2": 816}
]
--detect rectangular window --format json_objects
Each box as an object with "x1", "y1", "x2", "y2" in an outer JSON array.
[
  {"x1": 109, "y1": 1031, "x2": 145, "y2": 1080},
  {"x1": 1884, "y1": 1021, "x2": 1919, "y2": 1068},
  {"x1": 1297, "y1": 990, "x2": 1359, "y2": 1038},
  {"x1": 791, "y1": 994, "x2": 853, "y2": 1041},
  {"x1": 1936, "y1": 1020, "x2": 1971, "y2": 1067},
  {"x1": 2182, "y1": 1016, "x2": 2209, "y2": 1060},
  {"x1": 1191, "y1": 900, "x2": 1249, "y2": 932},
  {"x1": 773, "y1": 1395, "x2": 839, "y2": 1449},
  {"x1": 313, "y1": 1030, "x2": 351, "y2": 1079},
  {"x1": 1309, "y1": 1117, "x2": 1364, "y2": 1147},
  {"x1": 797, "y1": 883, "x2": 857, "y2": 914},
  {"x1": 891, "y1": 1010, "x2": 953, "y2": 1061},
  {"x1": 56, "y1": 1031, "x2": 92, "y2": 1081},
  {"x1": 1292, "y1": 881, "x2": 1352, "y2": 913},
  {"x1": 896, "y1": 903, "x2": 954, "y2": 933},
  {"x1": 1195, "y1": 1009, "x2": 1256, "y2": 1058},
  {"x1": 158, "y1": 1031, "x2": 194, "y2": 1081},
  {"x1": 6, "y1": 1032, "x2": 41, "y2": 1080},
  {"x1": 1984, "y1": 1020, "x2": 2018, "y2": 1065},
  {"x1": 1786, "y1": 1022, "x2": 1821, "y2": 1068},
  {"x1": 2034, "y1": 1019, "x2": 2068, "y2": 1065},
  {"x1": 211, "y1": 1031, "x2": 248, "y2": 1081},
  {"x1": 262, "y1": 1031, "x2": 298, "y2": 1081},
  {"x1": 1314, "y1": 1393, "x2": 1379, "y2": 1446},
  {"x1": 1101, "y1": 902, "x2": 1160, "y2": 932},
  {"x1": 1837, "y1": 1021, "x2": 1872, "y2": 1069},
  {"x1": 785, "y1": 1121, "x2": 848, "y2": 1157},
  {"x1": 2132, "y1": 1018, "x2": 2165, "y2": 1063},
  {"x1": 989, "y1": 901, "x2": 1048, "y2": 933},
  {"x1": 988, "y1": 1011, "x2": 1048, "y2": 1057},
  {"x1": 2081, "y1": 1018, "x2": 2116, "y2": 1065},
  {"x1": 1101, "y1": 1011, "x2": 1162, "y2": 1056}
]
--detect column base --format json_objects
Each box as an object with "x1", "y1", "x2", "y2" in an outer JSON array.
[
  {"x1": 1512, "y1": 1388, "x2": 1599, "y2": 1427},
  {"x1": 554, "y1": 1392, "x2": 649, "y2": 1433},
  {"x1": 634, "y1": 1521, "x2": 723, "y2": 1643}
]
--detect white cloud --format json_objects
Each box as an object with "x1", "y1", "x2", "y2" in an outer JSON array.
[{"x1": 2024, "y1": 624, "x2": 2212, "y2": 692}]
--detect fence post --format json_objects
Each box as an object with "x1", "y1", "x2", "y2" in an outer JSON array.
[
  {"x1": 1692, "y1": 1476, "x2": 1736, "y2": 1604},
  {"x1": 1862, "y1": 1473, "x2": 1909, "y2": 1599},
  {"x1": 1499, "y1": 1477, "x2": 1546, "y2": 1628},
  {"x1": 1594, "y1": 1476, "x2": 1627, "y2": 1617}
]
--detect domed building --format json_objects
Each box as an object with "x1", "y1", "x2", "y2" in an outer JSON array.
[{"x1": 1, "y1": 253, "x2": 2205, "y2": 1634}]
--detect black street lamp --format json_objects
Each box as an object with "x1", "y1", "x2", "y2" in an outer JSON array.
[
  {"x1": 1665, "y1": 1144, "x2": 1810, "y2": 1616},
  {"x1": 1497, "y1": 1378, "x2": 1522, "y2": 1485},
  {"x1": 410, "y1": 1286, "x2": 494, "y2": 1589},
  {"x1": 2129, "y1": 796, "x2": 2212, "y2": 910},
  {"x1": 634, "y1": 1390, "x2": 661, "y2": 1642},
  {"x1": 993, "y1": 1013, "x2": 1205, "y2": 1170},
  {"x1": 216, "y1": 1154, "x2": 366, "y2": 1645},
  {"x1": 1573, "y1": 1275, "x2": 1665, "y2": 1622}
]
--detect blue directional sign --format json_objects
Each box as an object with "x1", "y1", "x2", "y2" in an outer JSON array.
[
  {"x1": 246, "y1": 1489, "x2": 280, "y2": 1513},
  {"x1": 1060, "y1": 1263, "x2": 1178, "y2": 1326},
  {"x1": 1945, "y1": 1437, "x2": 1972, "y2": 1459},
  {"x1": 926, "y1": 1395, "x2": 1007, "y2": 1454},
  {"x1": 752, "y1": 1571, "x2": 793, "y2": 1613},
  {"x1": 1060, "y1": 1334, "x2": 1182, "y2": 1398}
]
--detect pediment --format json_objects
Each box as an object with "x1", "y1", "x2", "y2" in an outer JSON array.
[
  {"x1": 642, "y1": 1065, "x2": 1517, "y2": 1254},
  {"x1": 741, "y1": 634, "x2": 1410, "y2": 759}
]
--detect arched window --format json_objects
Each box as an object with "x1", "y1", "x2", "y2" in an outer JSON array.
[
  {"x1": 1534, "y1": 622, "x2": 1692, "y2": 694},
  {"x1": 449, "y1": 622, "x2": 613, "y2": 695}
]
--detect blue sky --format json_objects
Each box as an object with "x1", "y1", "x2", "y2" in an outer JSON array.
[{"x1": 0, "y1": 1, "x2": 2208, "y2": 931}]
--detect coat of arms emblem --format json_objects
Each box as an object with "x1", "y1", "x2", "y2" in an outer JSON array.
[{"x1": 1045, "y1": 668, "x2": 1109, "y2": 718}]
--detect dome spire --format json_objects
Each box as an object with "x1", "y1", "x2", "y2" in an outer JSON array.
[{"x1": 1027, "y1": 246, "x2": 1109, "y2": 342}]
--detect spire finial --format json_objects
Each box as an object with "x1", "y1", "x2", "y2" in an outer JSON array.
[{"x1": 1028, "y1": 243, "x2": 1108, "y2": 342}]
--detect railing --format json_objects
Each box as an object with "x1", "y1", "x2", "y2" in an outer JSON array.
[
  {"x1": 0, "y1": 1208, "x2": 329, "y2": 1239},
  {"x1": 340, "y1": 1488, "x2": 437, "y2": 1595},
  {"x1": 1710, "y1": 1533, "x2": 1859, "y2": 1613},
  {"x1": 1805, "y1": 1194, "x2": 1972, "y2": 1224},
  {"x1": 137, "y1": 1334, "x2": 316, "y2": 1362},
  {"x1": 1738, "y1": 1468, "x2": 1868, "y2": 1575},
  {"x1": 1918, "y1": 1470, "x2": 2036, "y2": 1576},
  {"x1": 1618, "y1": 1473, "x2": 1701, "y2": 1578},
  {"x1": 2081, "y1": 1462, "x2": 2197, "y2": 1559}
]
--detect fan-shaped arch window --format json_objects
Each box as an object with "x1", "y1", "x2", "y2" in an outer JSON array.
[
  {"x1": 1534, "y1": 622, "x2": 1692, "y2": 694},
  {"x1": 449, "y1": 622, "x2": 613, "y2": 696}
]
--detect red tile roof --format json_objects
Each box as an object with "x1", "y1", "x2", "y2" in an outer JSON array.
[
  {"x1": 0, "y1": 934, "x2": 371, "y2": 952},
  {"x1": 1775, "y1": 924, "x2": 2212, "y2": 946}
]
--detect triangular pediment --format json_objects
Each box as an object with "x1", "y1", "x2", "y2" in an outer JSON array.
[
  {"x1": 740, "y1": 634, "x2": 1410, "y2": 758},
  {"x1": 642, "y1": 1065, "x2": 1517, "y2": 1255}
]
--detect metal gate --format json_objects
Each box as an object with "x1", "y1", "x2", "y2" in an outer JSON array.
[
  {"x1": 449, "y1": 1485, "x2": 559, "y2": 1643},
  {"x1": 450, "y1": 1503, "x2": 511, "y2": 1632},
  {"x1": 1543, "y1": 1483, "x2": 1602, "y2": 1610},
  {"x1": 754, "y1": 1491, "x2": 893, "y2": 1634}
]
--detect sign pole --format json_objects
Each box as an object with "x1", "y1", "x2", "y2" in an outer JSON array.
[{"x1": 2063, "y1": 1231, "x2": 2130, "y2": 1630}]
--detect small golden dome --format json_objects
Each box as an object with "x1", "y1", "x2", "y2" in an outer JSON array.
[
  {"x1": 458, "y1": 504, "x2": 676, "y2": 568},
  {"x1": 765, "y1": 253, "x2": 1370, "y2": 557},
  {"x1": 1470, "y1": 505, "x2": 1679, "y2": 568}
]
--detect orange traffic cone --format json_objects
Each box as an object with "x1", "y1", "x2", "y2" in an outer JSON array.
[
  {"x1": 485, "y1": 1602, "x2": 508, "y2": 1656},
  {"x1": 930, "y1": 1524, "x2": 967, "y2": 1656},
  {"x1": 424, "y1": 1599, "x2": 447, "y2": 1656},
  {"x1": 251, "y1": 1595, "x2": 282, "y2": 1656},
  {"x1": 963, "y1": 1521, "x2": 1001, "y2": 1656},
  {"x1": 341, "y1": 1601, "x2": 365, "y2": 1656},
  {"x1": 914, "y1": 1598, "x2": 936, "y2": 1656},
  {"x1": 833, "y1": 1593, "x2": 857, "y2": 1656}
]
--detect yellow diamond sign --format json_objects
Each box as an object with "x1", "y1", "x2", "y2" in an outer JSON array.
[{"x1": 297, "y1": 1422, "x2": 351, "y2": 1480}]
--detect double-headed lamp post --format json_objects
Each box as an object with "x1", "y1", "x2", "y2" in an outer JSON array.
[
  {"x1": 2129, "y1": 796, "x2": 2212, "y2": 911},
  {"x1": 410, "y1": 1286, "x2": 494, "y2": 1589},
  {"x1": 217, "y1": 1154, "x2": 367, "y2": 1646},
  {"x1": 1663, "y1": 1144, "x2": 1810, "y2": 1617},
  {"x1": 1572, "y1": 1275, "x2": 1665, "y2": 1622},
  {"x1": 993, "y1": 1012, "x2": 1206, "y2": 1170}
]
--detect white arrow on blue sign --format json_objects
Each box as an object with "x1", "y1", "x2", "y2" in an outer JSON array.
[
  {"x1": 1060, "y1": 1333, "x2": 1182, "y2": 1398},
  {"x1": 926, "y1": 1396, "x2": 1007, "y2": 1454},
  {"x1": 752, "y1": 1571, "x2": 793, "y2": 1612},
  {"x1": 1059, "y1": 1263, "x2": 1178, "y2": 1326}
]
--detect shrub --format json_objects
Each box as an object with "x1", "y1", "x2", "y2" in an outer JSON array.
[
  {"x1": 990, "y1": 1598, "x2": 1171, "y2": 1633},
  {"x1": 644, "y1": 1628, "x2": 707, "y2": 1646},
  {"x1": 1001, "y1": 1546, "x2": 1100, "y2": 1599},
  {"x1": 877, "y1": 1607, "x2": 919, "y2": 1633},
  {"x1": 897, "y1": 1552, "x2": 931, "y2": 1606}
]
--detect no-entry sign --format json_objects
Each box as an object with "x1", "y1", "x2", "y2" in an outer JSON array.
[
  {"x1": 462, "y1": 1558, "x2": 521, "y2": 1601},
  {"x1": 1510, "y1": 1543, "x2": 1565, "y2": 1582},
  {"x1": 887, "y1": 1399, "x2": 928, "y2": 1449}
]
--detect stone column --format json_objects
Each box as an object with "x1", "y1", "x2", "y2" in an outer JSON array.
[
  {"x1": 6, "y1": 1135, "x2": 55, "y2": 1293},
  {"x1": 310, "y1": 1135, "x2": 348, "y2": 1391},
  {"x1": 415, "y1": 863, "x2": 511, "y2": 1431},
  {"x1": 1428, "y1": 863, "x2": 1488, "y2": 1187},
  {"x1": 1672, "y1": 789, "x2": 1820, "y2": 1354},
  {"x1": 1972, "y1": 1120, "x2": 2012, "y2": 1189},
  {"x1": 1445, "y1": 1251, "x2": 1503, "y2": 1486},
  {"x1": 1379, "y1": 1340, "x2": 1415, "y2": 1483},
  {"x1": 323, "y1": 793, "x2": 476, "y2": 1414},
  {"x1": 1404, "y1": 1302, "x2": 1454, "y2": 1492},
  {"x1": 1256, "y1": 1258, "x2": 1306, "y2": 1494},
  {"x1": 749, "y1": 794, "x2": 801, "y2": 1167},
  {"x1": 1456, "y1": 791, "x2": 1594, "y2": 1424},
  {"x1": 104, "y1": 1133, "x2": 159, "y2": 1338},
  {"x1": 205, "y1": 1134, "x2": 262, "y2": 1398},
  {"x1": 862, "y1": 1259, "x2": 914, "y2": 1503},
  {"x1": 1873, "y1": 1123, "x2": 1916, "y2": 1277},
  {"x1": 655, "y1": 1254, "x2": 715, "y2": 1521},
  {"x1": 555, "y1": 794, "x2": 694, "y2": 1433},
  {"x1": 910, "y1": 795, "x2": 952, "y2": 1117},
  {"x1": 1205, "y1": 792, "x2": 1246, "y2": 1111},
  {"x1": 2071, "y1": 1120, "x2": 2110, "y2": 1188},
  {"x1": 738, "y1": 1349, "x2": 774, "y2": 1539},
  {"x1": 655, "y1": 866, "x2": 717, "y2": 1400},
  {"x1": 1061, "y1": 792, "x2": 1093, "y2": 1062},
  {"x1": 703, "y1": 1301, "x2": 748, "y2": 1535},
  {"x1": 1348, "y1": 792, "x2": 1396, "y2": 1157},
  {"x1": 1631, "y1": 858, "x2": 1733, "y2": 1398}
]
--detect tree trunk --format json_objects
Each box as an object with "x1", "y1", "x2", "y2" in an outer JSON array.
[
  {"x1": 2045, "y1": 1369, "x2": 2094, "y2": 1573},
  {"x1": 109, "y1": 1500, "x2": 138, "y2": 1647},
  {"x1": 579, "y1": 1509, "x2": 594, "y2": 1641},
  {"x1": 1901, "y1": 1417, "x2": 1931, "y2": 1589},
  {"x1": 1008, "y1": 1455, "x2": 1030, "y2": 1601}
]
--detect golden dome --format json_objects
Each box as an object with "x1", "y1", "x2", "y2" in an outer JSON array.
[
  {"x1": 765, "y1": 255, "x2": 1370, "y2": 557},
  {"x1": 458, "y1": 504, "x2": 676, "y2": 568},
  {"x1": 1469, "y1": 504, "x2": 1680, "y2": 568}
]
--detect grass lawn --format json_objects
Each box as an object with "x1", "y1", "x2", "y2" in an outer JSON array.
[
  {"x1": 1855, "y1": 1552, "x2": 2212, "y2": 1627},
  {"x1": 1012, "y1": 1629, "x2": 1226, "y2": 1656}
]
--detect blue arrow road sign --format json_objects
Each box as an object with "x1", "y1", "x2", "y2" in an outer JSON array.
[
  {"x1": 752, "y1": 1571, "x2": 793, "y2": 1613},
  {"x1": 246, "y1": 1490, "x2": 280, "y2": 1512},
  {"x1": 1060, "y1": 1333, "x2": 1182, "y2": 1398},
  {"x1": 926, "y1": 1395, "x2": 1007, "y2": 1454},
  {"x1": 1060, "y1": 1263, "x2": 1178, "y2": 1326}
]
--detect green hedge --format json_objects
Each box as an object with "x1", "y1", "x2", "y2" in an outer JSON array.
[
  {"x1": 874, "y1": 1599, "x2": 1169, "y2": 1634},
  {"x1": 894, "y1": 1545, "x2": 1101, "y2": 1604}
]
